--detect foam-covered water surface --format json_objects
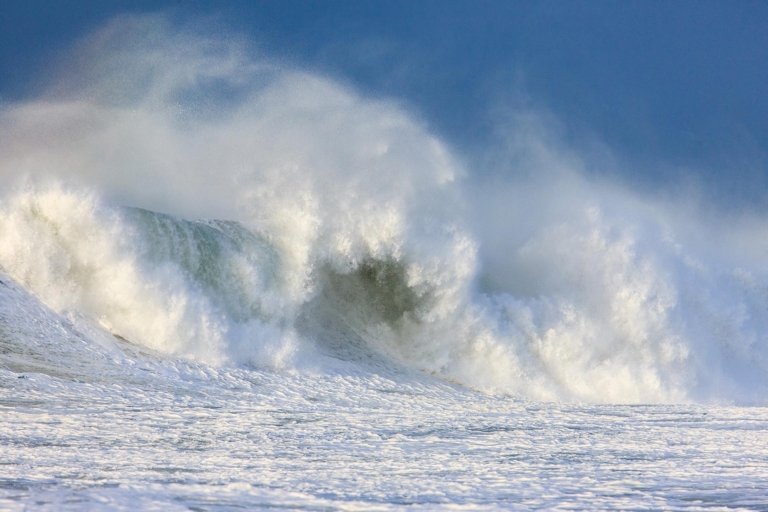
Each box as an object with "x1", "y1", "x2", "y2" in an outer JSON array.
[
  {"x1": 2, "y1": 14, "x2": 768, "y2": 509},
  {"x1": 2, "y1": 271, "x2": 768, "y2": 510}
]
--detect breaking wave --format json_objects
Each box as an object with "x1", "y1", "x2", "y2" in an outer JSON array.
[{"x1": 2, "y1": 14, "x2": 768, "y2": 404}]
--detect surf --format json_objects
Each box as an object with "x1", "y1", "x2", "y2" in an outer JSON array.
[{"x1": 1, "y1": 14, "x2": 768, "y2": 404}]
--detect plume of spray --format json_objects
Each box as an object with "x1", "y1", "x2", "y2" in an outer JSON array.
[
  {"x1": 469, "y1": 112, "x2": 768, "y2": 403},
  {"x1": 1, "y1": 14, "x2": 768, "y2": 404},
  {"x1": 0, "y1": 14, "x2": 474, "y2": 375}
]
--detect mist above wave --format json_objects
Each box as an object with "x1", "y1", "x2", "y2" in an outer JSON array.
[{"x1": 1, "y1": 14, "x2": 767, "y2": 404}]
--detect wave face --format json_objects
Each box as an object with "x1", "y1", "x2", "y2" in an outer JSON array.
[{"x1": 2, "y1": 14, "x2": 768, "y2": 404}]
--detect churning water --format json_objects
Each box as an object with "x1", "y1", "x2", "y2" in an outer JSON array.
[{"x1": 2, "y1": 15, "x2": 768, "y2": 510}]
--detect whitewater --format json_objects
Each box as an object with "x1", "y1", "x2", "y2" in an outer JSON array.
[{"x1": 2, "y1": 15, "x2": 768, "y2": 509}]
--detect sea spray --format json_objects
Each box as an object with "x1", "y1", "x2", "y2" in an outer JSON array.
[{"x1": 1, "y1": 14, "x2": 768, "y2": 404}]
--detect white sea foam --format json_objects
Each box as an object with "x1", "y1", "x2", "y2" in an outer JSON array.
[{"x1": 1, "y1": 14, "x2": 768, "y2": 404}]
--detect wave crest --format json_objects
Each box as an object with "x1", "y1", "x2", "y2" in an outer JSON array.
[{"x1": 2, "y1": 14, "x2": 768, "y2": 404}]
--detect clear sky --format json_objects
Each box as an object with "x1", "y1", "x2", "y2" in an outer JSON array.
[{"x1": 2, "y1": 0, "x2": 766, "y2": 206}]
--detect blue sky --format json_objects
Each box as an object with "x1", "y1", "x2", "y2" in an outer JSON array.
[{"x1": 2, "y1": 1, "x2": 767, "y2": 206}]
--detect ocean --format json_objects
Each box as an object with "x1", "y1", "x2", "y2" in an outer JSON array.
[{"x1": 2, "y1": 14, "x2": 768, "y2": 510}]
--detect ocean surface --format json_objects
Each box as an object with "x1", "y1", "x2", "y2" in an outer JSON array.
[
  {"x1": 2, "y1": 15, "x2": 768, "y2": 510},
  {"x1": 3, "y1": 272, "x2": 768, "y2": 510}
]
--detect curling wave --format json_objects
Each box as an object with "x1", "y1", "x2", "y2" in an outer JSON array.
[{"x1": 1, "y1": 14, "x2": 768, "y2": 404}]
